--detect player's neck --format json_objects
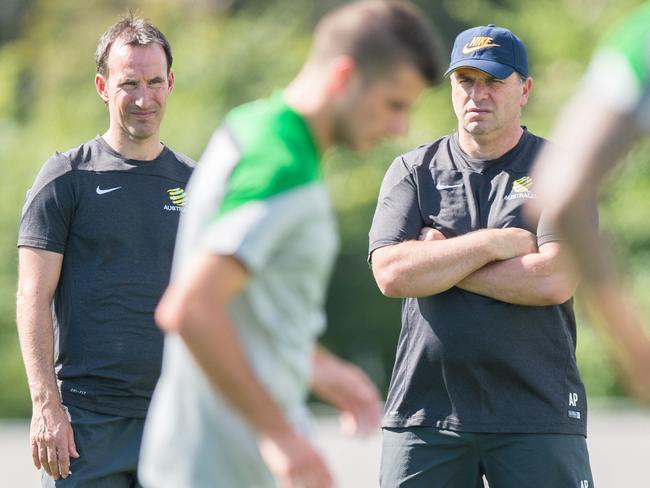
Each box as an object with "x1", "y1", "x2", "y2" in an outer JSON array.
[
  {"x1": 458, "y1": 125, "x2": 523, "y2": 160},
  {"x1": 102, "y1": 129, "x2": 164, "y2": 161},
  {"x1": 284, "y1": 71, "x2": 334, "y2": 154}
]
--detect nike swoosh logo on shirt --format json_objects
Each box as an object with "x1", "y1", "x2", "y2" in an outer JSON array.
[
  {"x1": 96, "y1": 186, "x2": 122, "y2": 195},
  {"x1": 436, "y1": 183, "x2": 463, "y2": 190}
]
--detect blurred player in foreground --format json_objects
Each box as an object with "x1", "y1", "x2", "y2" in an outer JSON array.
[
  {"x1": 530, "y1": 2, "x2": 650, "y2": 403},
  {"x1": 138, "y1": 1, "x2": 444, "y2": 487}
]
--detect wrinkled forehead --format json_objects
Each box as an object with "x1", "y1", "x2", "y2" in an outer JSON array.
[
  {"x1": 108, "y1": 38, "x2": 164, "y2": 60},
  {"x1": 106, "y1": 41, "x2": 169, "y2": 77}
]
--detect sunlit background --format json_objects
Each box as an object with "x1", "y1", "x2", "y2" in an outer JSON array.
[{"x1": 1, "y1": 0, "x2": 649, "y2": 419}]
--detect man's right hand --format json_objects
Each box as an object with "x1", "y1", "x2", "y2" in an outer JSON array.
[
  {"x1": 487, "y1": 227, "x2": 538, "y2": 261},
  {"x1": 30, "y1": 402, "x2": 79, "y2": 480},
  {"x1": 259, "y1": 432, "x2": 333, "y2": 488}
]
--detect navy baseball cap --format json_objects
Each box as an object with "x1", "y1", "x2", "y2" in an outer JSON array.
[{"x1": 444, "y1": 24, "x2": 528, "y2": 79}]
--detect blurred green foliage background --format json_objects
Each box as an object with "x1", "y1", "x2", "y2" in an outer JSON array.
[{"x1": 1, "y1": 0, "x2": 648, "y2": 416}]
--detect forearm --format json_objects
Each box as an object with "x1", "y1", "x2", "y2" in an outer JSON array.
[
  {"x1": 457, "y1": 243, "x2": 577, "y2": 305},
  {"x1": 179, "y1": 309, "x2": 296, "y2": 439},
  {"x1": 582, "y1": 282, "x2": 650, "y2": 404},
  {"x1": 534, "y1": 93, "x2": 637, "y2": 209},
  {"x1": 310, "y1": 345, "x2": 381, "y2": 436},
  {"x1": 554, "y1": 195, "x2": 611, "y2": 283},
  {"x1": 531, "y1": 97, "x2": 638, "y2": 279},
  {"x1": 157, "y1": 253, "x2": 296, "y2": 440},
  {"x1": 311, "y1": 345, "x2": 358, "y2": 398},
  {"x1": 16, "y1": 293, "x2": 61, "y2": 408},
  {"x1": 371, "y1": 230, "x2": 500, "y2": 298},
  {"x1": 16, "y1": 248, "x2": 77, "y2": 478},
  {"x1": 310, "y1": 345, "x2": 378, "y2": 408},
  {"x1": 310, "y1": 345, "x2": 337, "y2": 396}
]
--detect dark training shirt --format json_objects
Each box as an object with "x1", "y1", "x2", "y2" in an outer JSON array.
[
  {"x1": 18, "y1": 137, "x2": 194, "y2": 418},
  {"x1": 369, "y1": 129, "x2": 588, "y2": 436}
]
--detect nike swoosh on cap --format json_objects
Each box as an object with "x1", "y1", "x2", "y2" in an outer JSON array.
[
  {"x1": 462, "y1": 43, "x2": 499, "y2": 54},
  {"x1": 95, "y1": 186, "x2": 122, "y2": 195}
]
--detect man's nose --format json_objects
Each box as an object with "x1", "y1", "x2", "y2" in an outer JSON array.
[
  {"x1": 469, "y1": 80, "x2": 489, "y2": 100},
  {"x1": 133, "y1": 85, "x2": 152, "y2": 106},
  {"x1": 389, "y1": 112, "x2": 408, "y2": 136}
]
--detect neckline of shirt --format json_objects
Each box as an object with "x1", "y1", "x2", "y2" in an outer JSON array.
[
  {"x1": 95, "y1": 135, "x2": 170, "y2": 165},
  {"x1": 450, "y1": 127, "x2": 530, "y2": 174}
]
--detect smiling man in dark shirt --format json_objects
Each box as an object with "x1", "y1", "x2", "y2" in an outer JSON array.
[{"x1": 16, "y1": 14, "x2": 194, "y2": 487}]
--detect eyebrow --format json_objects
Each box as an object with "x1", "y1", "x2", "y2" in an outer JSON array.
[
  {"x1": 118, "y1": 76, "x2": 165, "y2": 84},
  {"x1": 456, "y1": 73, "x2": 499, "y2": 82}
]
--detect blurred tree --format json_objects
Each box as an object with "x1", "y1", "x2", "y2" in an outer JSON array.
[{"x1": 0, "y1": 0, "x2": 33, "y2": 45}]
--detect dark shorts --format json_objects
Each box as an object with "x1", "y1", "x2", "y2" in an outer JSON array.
[
  {"x1": 381, "y1": 427, "x2": 594, "y2": 488},
  {"x1": 41, "y1": 405, "x2": 145, "y2": 488}
]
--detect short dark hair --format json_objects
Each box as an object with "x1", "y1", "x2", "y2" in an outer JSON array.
[
  {"x1": 310, "y1": 0, "x2": 445, "y2": 85},
  {"x1": 95, "y1": 12, "x2": 172, "y2": 78}
]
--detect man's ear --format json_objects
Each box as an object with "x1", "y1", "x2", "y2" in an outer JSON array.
[
  {"x1": 167, "y1": 70, "x2": 175, "y2": 94},
  {"x1": 520, "y1": 76, "x2": 533, "y2": 107},
  {"x1": 95, "y1": 74, "x2": 109, "y2": 104},
  {"x1": 328, "y1": 55, "x2": 360, "y2": 95}
]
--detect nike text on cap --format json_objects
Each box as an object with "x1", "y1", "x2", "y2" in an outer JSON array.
[{"x1": 444, "y1": 24, "x2": 528, "y2": 79}]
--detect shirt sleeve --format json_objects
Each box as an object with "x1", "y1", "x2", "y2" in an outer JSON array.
[
  {"x1": 536, "y1": 203, "x2": 599, "y2": 248},
  {"x1": 535, "y1": 210, "x2": 560, "y2": 247},
  {"x1": 199, "y1": 183, "x2": 326, "y2": 274},
  {"x1": 581, "y1": 4, "x2": 650, "y2": 131},
  {"x1": 368, "y1": 155, "x2": 424, "y2": 262},
  {"x1": 17, "y1": 153, "x2": 75, "y2": 254}
]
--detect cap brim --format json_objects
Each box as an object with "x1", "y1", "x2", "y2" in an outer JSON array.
[{"x1": 444, "y1": 59, "x2": 515, "y2": 79}]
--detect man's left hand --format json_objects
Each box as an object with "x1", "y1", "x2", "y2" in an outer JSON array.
[{"x1": 311, "y1": 347, "x2": 382, "y2": 436}]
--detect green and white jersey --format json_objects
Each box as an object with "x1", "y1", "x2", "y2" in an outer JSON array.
[
  {"x1": 582, "y1": 2, "x2": 650, "y2": 130},
  {"x1": 140, "y1": 94, "x2": 339, "y2": 487}
]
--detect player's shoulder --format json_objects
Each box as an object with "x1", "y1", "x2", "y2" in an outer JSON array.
[
  {"x1": 165, "y1": 147, "x2": 197, "y2": 171},
  {"x1": 221, "y1": 95, "x2": 321, "y2": 199},
  {"x1": 24, "y1": 140, "x2": 94, "y2": 203},
  {"x1": 62, "y1": 137, "x2": 111, "y2": 169},
  {"x1": 522, "y1": 129, "x2": 547, "y2": 148},
  {"x1": 33, "y1": 138, "x2": 98, "y2": 185},
  {"x1": 602, "y1": 3, "x2": 650, "y2": 53},
  {"x1": 226, "y1": 95, "x2": 316, "y2": 162},
  {"x1": 41, "y1": 149, "x2": 73, "y2": 176},
  {"x1": 595, "y1": 3, "x2": 650, "y2": 86},
  {"x1": 394, "y1": 135, "x2": 452, "y2": 171},
  {"x1": 44, "y1": 136, "x2": 119, "y2": 174}
]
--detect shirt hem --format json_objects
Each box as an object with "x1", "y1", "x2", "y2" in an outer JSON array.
[
  {"x1": 62, "y1": 391, "x2": 149, "y2": 419},
  {"x1": 381, "y1": 416, "x2": 587, "y2": 436}
]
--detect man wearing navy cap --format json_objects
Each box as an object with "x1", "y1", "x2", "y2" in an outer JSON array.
[{"x1": 369, "y1": 25, "x2": 594, "y2": 487}]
